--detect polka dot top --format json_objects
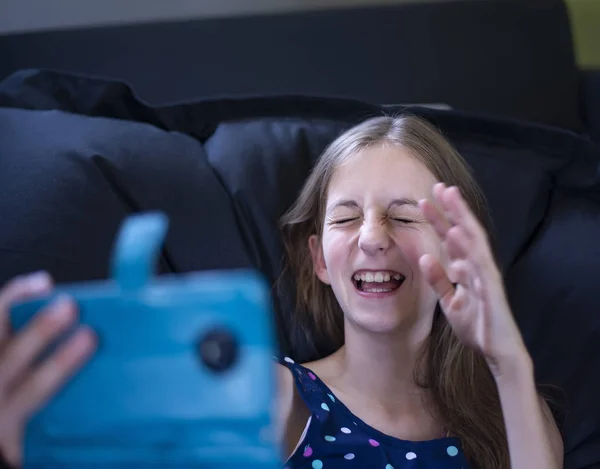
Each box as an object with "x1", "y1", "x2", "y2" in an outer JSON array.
[{"x1": 279, "y1": 356, "x2": 471, "y2": 469}]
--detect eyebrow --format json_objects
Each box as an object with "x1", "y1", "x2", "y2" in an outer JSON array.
[
  {"x1": 328, "y1": 200, "x2": 360, "y2": 211},
  {"x1": 388, "y1": 198, "x2": 419, "y2": 208},
  {"x1": 327, "y1": 198, "x2": 419, "y2": 212}
]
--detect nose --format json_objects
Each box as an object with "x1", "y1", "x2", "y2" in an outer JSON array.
[{"x1": 358, "y1": 220, "x2": 391, "y2": 255}]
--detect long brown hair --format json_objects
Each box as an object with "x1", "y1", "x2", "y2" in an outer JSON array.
[{"x1": 280, "y1": 115, "x2": 509, "y2": 468}]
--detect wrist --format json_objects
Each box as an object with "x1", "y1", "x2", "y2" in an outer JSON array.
[{"x1": 487, "y1": 345, "x2": 534, "y2": 384}]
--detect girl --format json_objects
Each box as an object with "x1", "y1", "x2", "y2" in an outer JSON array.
[{"x1": 275, "y1": 115, "x2": 563, "y2": 468}]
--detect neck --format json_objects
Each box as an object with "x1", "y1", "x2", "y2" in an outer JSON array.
[{"x1": 334, "y1": 319, "x2": 432, "y2": 407}]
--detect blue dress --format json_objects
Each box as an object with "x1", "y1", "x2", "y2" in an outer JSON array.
[{"x1": 279, "y1": 357, "x2": 471, "y2": 469}]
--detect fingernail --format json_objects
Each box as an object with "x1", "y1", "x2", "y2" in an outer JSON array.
[
  {"x1": 75, "y1": 327, "x2": 97, "y2": 351},
  {"x1": 48, "y1": 295, "x2": 75, "y2": 320},
  {"x1": 27, "y1": 271, "x2": 52, "y2": 292}
]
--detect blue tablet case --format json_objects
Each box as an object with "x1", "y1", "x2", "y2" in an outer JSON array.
[{"x1": 10, "y1": 212, "x2": 280, "y2": 469}]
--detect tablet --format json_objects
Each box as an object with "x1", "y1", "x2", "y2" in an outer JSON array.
[{"x1": 10, "y1": 213, "x2": 280, "y2": 469}]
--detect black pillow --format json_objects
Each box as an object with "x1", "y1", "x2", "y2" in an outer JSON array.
[{"x1": 0, "y1": 106, "x2": 254, "y2": 284}]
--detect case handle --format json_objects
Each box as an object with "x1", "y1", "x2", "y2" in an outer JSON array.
[{"x1": 110, "y1": 212, "x2": 169, "y2": 291}]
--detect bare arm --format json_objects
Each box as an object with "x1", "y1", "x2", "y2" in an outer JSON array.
[
  {"x1": 495, "y1": 354, "x2": 564, "y2": 469},
  {"x1": 273, "y1": 362, "x2": 294, "y2": 457},
  {"x1": 273, "y1": 363, "x2": 311, "y2": 461},
  {"x1": 418, "y1": 185, "x2": 564, "y2": 467}
]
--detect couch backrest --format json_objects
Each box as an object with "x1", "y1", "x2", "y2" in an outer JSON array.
[
  {"x1": 1, "y1": 70, "x2": 599, "y2": 468},
  {"x1": 0, "y1": 0, "x2": 582, "y2": 130}
]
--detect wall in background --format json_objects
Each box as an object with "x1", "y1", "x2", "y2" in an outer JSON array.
[
  {"x1": 0, "y1": 0, "x2": 450, "y2": 35},
  {"x1": 565, "y1": 0, "x2": 600, "y2": 69},
  {"x1": 3, "y1": 0, "x2": 597, "y2": 69}
]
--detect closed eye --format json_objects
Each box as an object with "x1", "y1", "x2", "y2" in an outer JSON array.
[
  {"x1": 332, "y1": 218, "x2": 359, "y2": 225},
  {"x1": 392, "y1": 218, "x2": 414, "y2": 224}
]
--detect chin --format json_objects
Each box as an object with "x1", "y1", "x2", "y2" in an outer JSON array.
[{"x1": 345, "y1": 307, "x2": 416, "y2": 335}]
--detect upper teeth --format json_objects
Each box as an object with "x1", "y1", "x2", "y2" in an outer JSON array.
[{"x1": 353, "y1": 271, "x2": 402, "y2": 282}]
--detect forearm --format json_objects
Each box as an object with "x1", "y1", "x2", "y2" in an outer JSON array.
[{"x1": 494, "y1": 354, "x2": 562, "y2": 469}]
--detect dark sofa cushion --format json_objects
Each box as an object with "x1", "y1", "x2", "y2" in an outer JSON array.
[
  {"x1": 1, "y1": 70, "x2": 600, "y2": 468},
  {"x1": 0, "y1": 106, "x2": 254, "y2": 285}
]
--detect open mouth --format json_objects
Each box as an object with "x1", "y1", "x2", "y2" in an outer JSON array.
[{"x1": 352, "y1": 270, "x2": 406, "y2": 293}]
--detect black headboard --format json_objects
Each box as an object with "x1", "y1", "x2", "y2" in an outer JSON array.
[{"x1": 0, "y1": 0, "x2": 582, "y2": 130}]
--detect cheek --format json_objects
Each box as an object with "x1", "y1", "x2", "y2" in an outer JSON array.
[
  {"x1": 322, "y1": 232, "x2": 351, "y2": 273},
  {"x1": 398, "y1": 230, "x2": 443, "y2": 266}
]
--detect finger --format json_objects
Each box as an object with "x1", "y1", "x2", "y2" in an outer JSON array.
[
  {"x1": 440, "y1": 185, "x2": 485, "y2": 243},
  {"x1": 445, "y1": 284, "x2": 470, "y2": 314},
  {"x1": 431, "y1": 182, "x2": 456, "y2": 223},
  {"x1": 472, "y1": 275, "x2": 486, "y2": 301},
  {"x1": 446, "y1": 219, "x2": 498, "y2": 284},
  {"x1": 432, "y1": 181, "x2": 447, "y2": 203},
  {"x1": 419, "y1": 198, "x2": 452, "y2": 239},
  {"x1": 0, "y1": 272, "x2": 53, "y2": 341},
  {"x1": 0, "y1": 296, "x2": 77, "y2": 393},
  {"x1": 444, "y1": 225, "x2": 472, "y2": 261},
  {"x1": 446, "y1": 259, "x2": 473, "y2": 288},
  {"x1": 419, "y1": 254, "x2": 454, "y2": 304},
  {"x1": 441, "y1": 286, "x2": 480, "y2": 339},
  {"x1": 8, "y1": 326, "x2": 97, "y2": 420},
  {"x1": 440, "y1": 187, "x2": 494, "y2": 268}
]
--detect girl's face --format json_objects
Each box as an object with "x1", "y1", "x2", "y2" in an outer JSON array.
[{"x1": 309, "y1": 145, "x2": 446, "y2": 338}]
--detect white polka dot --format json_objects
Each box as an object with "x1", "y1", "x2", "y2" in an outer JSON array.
[
  {"x1": 447, "y1": 445, "x2": 459, "y2": 456},
  {"x1": 405, "y1": 452, "x2": 417, "y2": 460},
  {"x1": 344, "y1": 453, "x2": 355, "y2": 460},
  {"x1": 325, "y1": 435, "x2": 336, "y2": 442},
  {"x1": 321, "y1": 403, "x2": 330, "y2": 411},
  {"x1": 284, "y1": 357, "x2": 294, "y2": 363},
  {"x1": 385, "y1": 465, "x2": 395, "y2": 469},
  {"x1": 341, "y1": 427, "x2": 351, "y2": 434},
  {"x1": 328, "y1": 393, "x2": 335, "y2": 402}
]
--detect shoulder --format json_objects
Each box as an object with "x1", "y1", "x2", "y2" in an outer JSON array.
[
  {"x1": 275, "y1": 361, "x2": 295, "y2": 414},
  {"x1": 301, "y1": 353, "x2": 340, "y2": 380},
  {"x1": 273, "y1": 361, "x2": 296, "y2": 447},
  {"x1": 274, "y1": 353, "x2": 338, "y2": 413},
  {"x1": 274, "y1": 360, "x2": 312, "y2": 458}
]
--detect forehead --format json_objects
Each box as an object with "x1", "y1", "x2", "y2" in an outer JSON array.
[{"x1": 327, "y1": 145, "x2": 437, "y2": 203}]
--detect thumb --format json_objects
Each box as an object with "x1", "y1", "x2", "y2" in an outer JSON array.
[{"x1": 419, "y1": 254, "x2": 454, "y2": 304}]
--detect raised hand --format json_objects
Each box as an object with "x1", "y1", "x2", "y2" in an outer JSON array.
[
  {"x1": 417, "y1": 183, "x2": 529, "y2": 377},
  {"x1": 0, "y1": 272, "x2": 96, "y2": 467}
]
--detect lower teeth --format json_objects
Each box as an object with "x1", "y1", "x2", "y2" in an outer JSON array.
[{"x1": 363, "y1": 288, "x2": 392, "y2": 293}]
